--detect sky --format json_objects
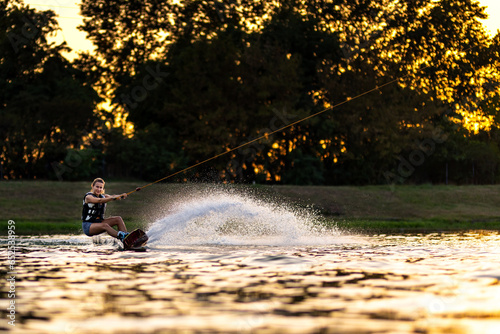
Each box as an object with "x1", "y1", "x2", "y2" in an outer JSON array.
[{"x1": 23, "y1": 0, "x2": 500, "y2": 61}]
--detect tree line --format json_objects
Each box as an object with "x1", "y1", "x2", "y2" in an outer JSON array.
[{"x1": 1, "y1": 0, "x2": 500, "y2": 185}]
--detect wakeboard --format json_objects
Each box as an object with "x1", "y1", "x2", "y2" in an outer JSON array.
[
  {"x1": 124, "y1": 246, "x2": 147, "y2": 252},
  {"x1": 122, "y1": 229, "x2": 149, "y2": 250}
]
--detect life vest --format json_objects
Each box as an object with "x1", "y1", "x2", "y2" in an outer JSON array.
[{"x1": 81, "y1": 192, "x2": 106, "y2": 222}]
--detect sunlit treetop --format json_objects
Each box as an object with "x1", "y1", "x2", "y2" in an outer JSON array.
[
  {"x1": 320, "y1": 0, "x2": 499, "y2": 133},
  {"x1": 79, "y1": 0, "x2": 499, "y2": 138}
]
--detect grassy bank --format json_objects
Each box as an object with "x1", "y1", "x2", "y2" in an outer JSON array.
[{"x1": 2, "y1": 181, "x2": 500, "y2": 235}]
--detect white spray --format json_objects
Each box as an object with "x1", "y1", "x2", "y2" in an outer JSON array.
[{"x1": 146, "y1": 188, "x2": 340, "y2": 246}]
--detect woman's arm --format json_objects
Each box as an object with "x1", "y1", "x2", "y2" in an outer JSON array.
[{"x1": 85, "y1": 193, "x2": 127, "y2": 204}]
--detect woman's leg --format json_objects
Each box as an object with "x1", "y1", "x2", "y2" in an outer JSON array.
[
  {"x1": 88, "y1": 216, "x2": 127, "y2": 237},
  {"x1": 103, "y1": 216, "x2": 127, "y2": 232}
]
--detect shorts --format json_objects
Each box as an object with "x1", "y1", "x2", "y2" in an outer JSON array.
[{"x1": 82, "y1": 222, "x2": 93, "y2": 236}]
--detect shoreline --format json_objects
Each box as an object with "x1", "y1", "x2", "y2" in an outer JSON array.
[
  {"x1": 2, "y1": 181, "x2": 500, "y2": 235},
  {"x1": 2, "y1": 219, "x2": 500, "y2": 236}
]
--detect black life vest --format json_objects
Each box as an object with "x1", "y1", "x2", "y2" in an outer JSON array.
[{"x1": 81, "y1": 192, "x2": 106, "y2": 222}]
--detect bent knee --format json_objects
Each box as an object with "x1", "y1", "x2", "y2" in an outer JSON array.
[{"x1": 113, "y1": 217, "x2": 124, "y2": 224}]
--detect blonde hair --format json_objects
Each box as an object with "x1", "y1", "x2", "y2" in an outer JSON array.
[{"x1": 91, "y1": 178, "x2": 105, "y2": 191}]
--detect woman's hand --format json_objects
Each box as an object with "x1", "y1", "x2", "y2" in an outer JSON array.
[{"x1": 112, "y1": 193, "x2": 127, "y2": 201}]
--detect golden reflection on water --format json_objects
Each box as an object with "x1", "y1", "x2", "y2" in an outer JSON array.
[{"x1": 1, "y1": 231, "x2": 500, "y2": 333}]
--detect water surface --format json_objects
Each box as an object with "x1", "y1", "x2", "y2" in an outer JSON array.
[
  {"x1": 2, "y1": 231, "x2": 500, "y2": 334},
  {"x1": 2, "y1": 192, "x2": 500, "y2": 333}
]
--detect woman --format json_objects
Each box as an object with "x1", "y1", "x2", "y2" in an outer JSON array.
[{"x1": 82, "y1": 178, "x2": 129, "y2": 241}]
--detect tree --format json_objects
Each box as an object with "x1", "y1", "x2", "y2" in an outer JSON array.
[
  {"x1": 103, "y1": 123, "x2": 188, "y2": 181},
  {"x1": 319, "y1": 0, "x2": 500, "y2": 184},
  {"x1": 0, "y1": 0, "x2": 100, "y2": 179},
  {"x1": 78, "y1": 0, "x2": 500, "y2": 184},
  {"x1": 79, "y1": 0, "x2": 342, "y2": 183}
]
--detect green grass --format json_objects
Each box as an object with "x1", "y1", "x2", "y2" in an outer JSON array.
[
  {"x1": 0, "y1": 220, "x2": 81, "y2": 235},
  {"x1": 0, "y1": 219, "x2": 149, "y2": 235},
  {"x1": 331, "y1": 219, "x2": 500, "y2": 234},
  {"x1": 266, "y1": 184, "x2": 500, "y2": 222},
  {"x1": 1, "y1": 181, "x2": 500, "y2": 235}
]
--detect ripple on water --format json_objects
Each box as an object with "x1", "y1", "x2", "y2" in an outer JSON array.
[{"x1": 2, "y1": 231, "x2": 500, "y2": 333}]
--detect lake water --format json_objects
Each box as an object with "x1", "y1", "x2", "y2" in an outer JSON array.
[{"x1": 2, "y1": 191, "x2": 500, "y2": 333}]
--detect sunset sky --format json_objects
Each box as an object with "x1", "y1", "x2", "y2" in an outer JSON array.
[{"x1": 24, "y1": 0, "x2": 500, "y2": 61}]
